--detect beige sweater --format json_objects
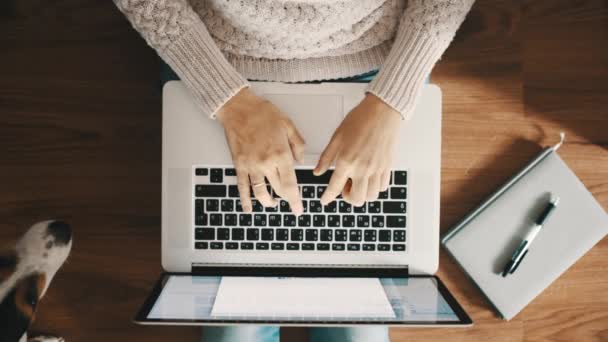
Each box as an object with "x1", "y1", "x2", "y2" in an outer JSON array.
[{"x1": 114, "y1": 0, "x2": 474, "y2": 119}]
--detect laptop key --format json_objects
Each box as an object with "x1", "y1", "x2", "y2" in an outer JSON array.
[
  {"x1": 323, "y1": 201, "x2": 337, "y2": 213},
  {"x1": 196, "y1": 185, "x2": 226, "y2": 197},
  {"x1": 379, "y1": 230, "x2": 391, "y2": 242},
  {"x1": 384, "y1": 201, "x2": 406, "y2": 214},
  {"x1": 328, "y1": 215, "x2": 340, "y2": 227},
  {"x1": 256, "y1": 242, "x2": 269, "y2": 250},
  {"x1": 364, "y1": 230, "x2": 377, "y2": 242},
  {"x1": 309, "y1": 200, "x2": 323, "y2": 213},
  {"x1": 339, "y1": 201, "x2": 352, "y2": 213},
  {"x1": 261, "y1": 228, "x2": 274, "y2": 241},
  {"x1": 287, "y1": 243, "x2": 300, "y2": 250},
  {"x1": 317, "y1": 243, "x2": 330, "y2": 251},
  {"x1": 302, "y1": 186, "x2": 315, "y2": 198},
  {"x1": 305, "y1": 229, "x2": 318, "y2": 241},
  {"x1": 251, "y1": 199, "x2": 264, "y2": 212},
  {"x1": 393, "y1": 230, "x2": 406, "y2": 242},
  {"x1": 342, "y1": 215, "x2": 355, "y2": 227},
  {"x1": 320, "y1": 229, "x2": 333, "y2": 241},
  {"x1": 228, "y1": 185, "x2": 239, "y2": 198},
  {"x1": 332, "y1": 243, "x2": 345, "y2": 251},
  {"x1": 210, "y1": 242, "x2": 223, "y2": 249},
  {"x1": 298, "y1": 214, "x2": 311, "y2": 227},
  {"x1": 217, "y1": 228, "x2": 230, "y2": 240},
  {"x1": 226, "y1": 242, "x2": 238, "y2": 249},
  {"x1": 349, "y1": 230, "x2": 362, "y2": 242},
  {"x1": 235, "y1": 199, "x2": 243, "y2": 212},
  {"x1": 280, "y1": 200, "x2": 291, "y2": 213},
  {"x1": 372, "y1": 216, "x2": 385, "y2": 228},
  {"x1": 206, "y1": 199, "x2": 220, "y2": 212},
  {"x1": 347, "y1": 244, "x2": 360, "y2": 251},
  {"x1": 362, "y1": 244, "x2": 376, "y2": 251},
  {"x1": 302, "y1": 243, "x2": 315, "y2": 250},
  {"x1": 221, "y1": 199, "x2": 234, "y2": 212},
  {"x1": 296, "y1": 169, "x2": 332, "y2": 184},
  {"x1": 291, "y1": 229, "x2": 303, "y2": 241},
  {"x1": 378, "y1": 190, "x2": 389, "y2": 199},
  {"x1": 356, "y1": 216, "x2": 370, "y2": 228},
  {"x1": 354, "y1": 205, "x2": 366, "y2": 213},
  {"x1": 276, "y1": 229, "x2": 289, "y2": 241},
  {"x1": 225, "y1": 213, "x2": 237, "y2": 226},
  {"x1": 271, "y1": 243, "x2": 285, "y2": 250},
  {"x1": 195, "y1": 228, "x2": 215, "y2": 240},
  {"x1": 239, "y1": 214, "x2": 252, "y2": 226},
  {"x1": 269, "y1": 214, "x2": 281, "y2": 227},
  {"x1": 393, "y1": 171, "x2": 407, "y2": 185},
  {"x1": 232, "y1": 228, "x2": 244, "y2": 241},
  {"x1": 210, "y1": 213, "x2": 222, "y2": 226},
  {"x1": 246, "y1": 228, "x2": 259, "y2": 240},
  {"x1": 390, "y1": 187, "x2": 407, "y2": 199},
  {"x1": 210, "y1": 168, "x2": 223, "y2": 183},
  {"x1": 225, "y1": 168, "x2": 236, "y2": 176},
  {"x1": 393, "y1": 244, "x2": 406, "y2": 251},
  {"x1": 241, "y1": 242, "x2": 254, "y2": 250},
  {"x1": 316, "y1": 186, "x2": 326, "y2": 198},
  {"x1": 195, "y1": 199, "x2": 204, "y2": 214},
  {"x1": 195, "y1": 214, "x2": 208, "y2": 226},
  {"x1": 386, "y1": 215, "x2": 406, "y2": 228},
  {"x1": 283, "y1": 214, "x2": 297, "y2": 227},
  {"x1": 313, "y1": 215, "x2": 326, "y2": 227},
  {"x1": 195, "y1": 168, "x2": 209, "y2": 176},
  {"x1": 378, "y1": 244, "x2": 390, "y2": 251},
  {"x1": 368, "y1": 201, "x2": 381, "y2": 213},
  {"x1": 335, "y1": 229, "x2": 347, "y2": 241},
  {"x1": 195, "y1": 242, "x2": 208, "y2": 249},
  {"x1": 254, "y1": 214, "x2": 267, "y2": 226}
]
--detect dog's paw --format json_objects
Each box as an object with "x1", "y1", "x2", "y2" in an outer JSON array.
[{"x1": 28, "y1": 336, "x2": 65, "y2": 342}]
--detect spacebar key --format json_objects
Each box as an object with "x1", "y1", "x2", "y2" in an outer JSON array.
[
  {"x1": 296, "y1": 169, "x2": 333, "y2": 184},
  {"x1": 195, "y1": 185, "x2": 227, "y2": 197}
]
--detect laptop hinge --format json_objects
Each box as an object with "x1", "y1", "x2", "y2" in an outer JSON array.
[{"x1": 191, "y1": 263, "x2": 409, "y2": 278}]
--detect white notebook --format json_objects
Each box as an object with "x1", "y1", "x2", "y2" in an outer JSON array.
[{"x1": 442, "y1": 137, "x2": 608, "y2": 320}]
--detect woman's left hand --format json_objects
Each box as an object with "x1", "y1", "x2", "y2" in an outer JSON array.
[{"x1": 314, "y1": 94, "x2": 402, "y2": 206}]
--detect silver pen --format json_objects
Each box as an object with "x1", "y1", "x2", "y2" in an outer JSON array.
[{"x1": 502, "y1": 196, "x2": 560, "y2": 277}]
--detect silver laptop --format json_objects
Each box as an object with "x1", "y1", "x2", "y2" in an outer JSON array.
[{"x1": 134, "y1": 81, "x2": 471, "y2": 326}]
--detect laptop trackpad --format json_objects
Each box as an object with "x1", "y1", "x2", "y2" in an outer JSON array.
[
  {"x1": 210, "y1": 277, "x2": 395, "y2": 318},
  {"x1": 264, "y1": 94, "x2": 344, "y2": 155}
]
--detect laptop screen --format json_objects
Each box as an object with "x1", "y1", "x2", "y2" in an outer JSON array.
[{"x1": 135, "y1": 274, "x2": 471, "y2": 326}]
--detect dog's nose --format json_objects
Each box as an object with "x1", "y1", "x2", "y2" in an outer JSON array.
[{"x1": 47, "y1": 221, "x2": 72, "y2": 245}]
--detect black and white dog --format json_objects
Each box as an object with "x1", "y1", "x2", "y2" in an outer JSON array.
[{"x1": 0, "y1": 221, "x2": 72, "y2": 342}]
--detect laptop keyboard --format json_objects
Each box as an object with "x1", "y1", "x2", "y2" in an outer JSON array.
[{"x1": 193, "y1": 167, "x2": 407, "y2": 252}]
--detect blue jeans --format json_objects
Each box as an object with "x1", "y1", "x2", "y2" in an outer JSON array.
[{"x1": 202, "y1": 326, "x2": 390, "y2": 342}]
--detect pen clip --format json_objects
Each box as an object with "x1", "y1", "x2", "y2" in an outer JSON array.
[
  {"x1": 510, "y1": 249, "x2": 529, "y2": 274},
  {"x1": 552, "y1": 132, "x2": 565, "y2": 151}
]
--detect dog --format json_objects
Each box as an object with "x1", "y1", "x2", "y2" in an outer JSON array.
[{"x1": 0, "y1": 220, "x2": 72, "y2": 342}]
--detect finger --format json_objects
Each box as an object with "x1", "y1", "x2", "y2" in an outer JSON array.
[
  {"x1": 321, "y1": 168, "x2": 349, "y2": 205},
  {"x1": 366, "y1": 173, "x2": 381, "y2": 202},
  {"x1": 249, "y1": 172, "x2": 277, "y2": 207},
  {"x1": 314, "y1": 136, "x2": 340, "y2": 176},
  {"x1": 344, "y1": 176, "x2": 368, "y2": 207},
  {"x1": 381, "y1": 170, "x2": 391, "y2": 191},
  {"x1": 236, "y1": 169, "x2": 252, "y2": 213},
  {"x1": 277, "y1": 161, "x2": 303, "y2": 216},
  {"x1": 285, "y1": 119, "x2": 306, "y2": 163},
  {"x1": 265, "y1": 167, "x2": 284, "y2": 199}
]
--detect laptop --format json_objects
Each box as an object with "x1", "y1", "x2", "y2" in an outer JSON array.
[{"x1": 134, "y1": 81, "x2": 472, "y2": 326}]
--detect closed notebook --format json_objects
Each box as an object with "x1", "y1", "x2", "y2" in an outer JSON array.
[{"x1": 442, "y1": 136, "x2": 608, "y2": 320}]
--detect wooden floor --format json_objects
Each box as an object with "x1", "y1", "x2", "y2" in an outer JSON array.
[{"x1": 1, "y1": 0, "x2": 607, "y2": 341}]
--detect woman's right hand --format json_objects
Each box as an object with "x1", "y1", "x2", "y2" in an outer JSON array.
[{"x1": 216, "y1": 88, "x2": 305, "y2": 215}]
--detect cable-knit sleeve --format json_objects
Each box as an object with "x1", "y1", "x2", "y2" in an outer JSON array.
[
  {"x1": 366, "y1": 0, "x2": 475, "y2": 119},
  {"x1": 113, "y1": 0, "x2": 249, "y2": 118}
]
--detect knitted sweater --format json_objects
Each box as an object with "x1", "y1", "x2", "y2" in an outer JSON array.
[{"x1": 114, "y1": 0, "x2": 474, "y2": 119}]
